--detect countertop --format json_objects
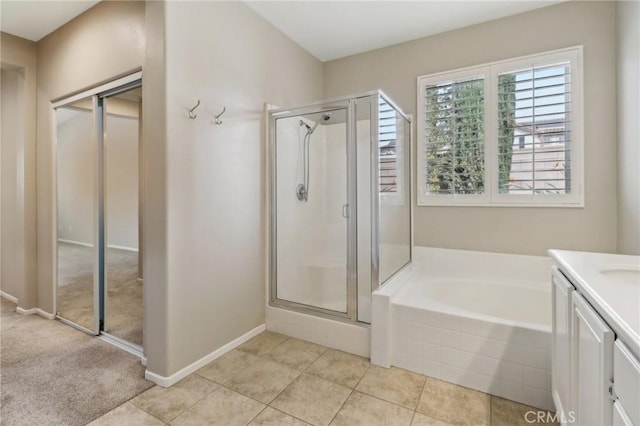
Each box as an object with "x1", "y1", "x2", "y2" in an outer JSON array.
[{"x1": 549, "y1": 249, "x2": 640, "y2": 356}]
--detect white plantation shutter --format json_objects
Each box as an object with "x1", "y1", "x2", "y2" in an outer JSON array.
[
  {"x1": 417, "y1": 46, "x2": 582, "y2": 206},
  {"x1": 379, "y1": 99, "x2": 397, "y2": 193},
  {"x1": 497, "y1": 63, "x2": 572, "y2": 195},
  {"x1": 423, "y1": 76, "x2": 485, "y2": 196}
]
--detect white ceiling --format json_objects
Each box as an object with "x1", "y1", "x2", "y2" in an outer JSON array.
[
  {"x1": 1, "y1": 0, "x2": 563, "y2": 60},
  {"x1": 245, "y1": 1, "x2": 564, "y2": 61},
  {"x1": 0, "y1": 0, "x2": 99, "y2": 42}
]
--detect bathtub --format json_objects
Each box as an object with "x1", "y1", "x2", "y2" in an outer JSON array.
[{"x1": 371, "y1": 246, "x2": 554, "y2": 411}]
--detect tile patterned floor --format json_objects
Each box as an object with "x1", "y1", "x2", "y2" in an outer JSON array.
[{"x1": 89, "y1": 331, "x2": 558, "y2": 426}]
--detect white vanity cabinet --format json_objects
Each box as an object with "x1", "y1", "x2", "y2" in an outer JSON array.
[
  {"x1": 550, "y1": 250, "x2": 640, "y2": 426},
  {"x1": 571, "y1": 291, "x2": 614, "y2": 426},
  {"x1": 552, "y1": 266, "x2": 575, "y2": 423},
  {"x1": 613, "y1": 340, "x2": 640, "y2": 426}
]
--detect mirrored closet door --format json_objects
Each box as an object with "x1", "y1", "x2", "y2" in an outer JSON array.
[
  {"x1": 55, "y1": 74, "x2": 143, "y2": 353},
  {"x1": 103, "y1": 87, "x2": 142, "y2": 347},
  {"x1": 55, "y1": 97, "x2": 100, "y2": 334}
]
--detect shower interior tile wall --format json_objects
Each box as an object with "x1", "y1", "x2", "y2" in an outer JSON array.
[{"x1": 391, "y1": 305, "x2": 553, "y2": 411}]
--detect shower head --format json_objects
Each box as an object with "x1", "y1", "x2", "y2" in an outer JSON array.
[
  {"x1": 299, "y1": 113, "x2": 332, "y2": 135},
  {"x1": 307, "y1": 112, "x2": 332, "y2": 135}
]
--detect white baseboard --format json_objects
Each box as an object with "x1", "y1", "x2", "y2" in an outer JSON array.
[
  {"x1": 16, "y1": 306, "x2": 56, "y2": 320},
  {"x1": 145, "y1": 323, "x2": 266, "y2": 387},
  {"x1": 0, "y1": 291, "x2": 18, "y2": 304},
  {"x1": 5, "y1": 293, "x2": 55, "y2": 319}
]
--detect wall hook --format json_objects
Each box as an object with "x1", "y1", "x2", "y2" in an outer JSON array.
[
  {"x1": 213, "y1": 107, "x2": 226, "y2": 125},
  {"x1": 188, "y1": 100, "x2": 201, "y2": 119}
]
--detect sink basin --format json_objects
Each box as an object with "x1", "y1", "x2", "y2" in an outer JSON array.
[{"x1": 598, "y1": 265, "x2": 640, "y2": 286}]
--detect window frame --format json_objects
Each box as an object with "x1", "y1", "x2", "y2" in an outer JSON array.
[{"x1": 416, "y1": 46, "x2": 584, "y2": 208}]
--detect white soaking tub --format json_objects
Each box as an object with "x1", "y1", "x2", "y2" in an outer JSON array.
[{"x1": 371, "y1": 247, "x2": 554, "y2": 411}]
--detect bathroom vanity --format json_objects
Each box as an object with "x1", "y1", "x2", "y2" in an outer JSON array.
[{"x1": 549, "y1": 250, "x2": 640, "y2": 426}]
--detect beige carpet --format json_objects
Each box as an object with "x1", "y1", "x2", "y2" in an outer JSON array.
[
  {"x1": 0, "y1": 298, "x2": 153, "y2": 426},
  {"x1": 57, "y1": 242, "x2": 143, "y2": 346}
]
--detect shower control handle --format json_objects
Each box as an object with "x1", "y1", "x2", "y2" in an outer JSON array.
[{"x1": 342, "y1": 204, "x2": 350, "y2": 219}]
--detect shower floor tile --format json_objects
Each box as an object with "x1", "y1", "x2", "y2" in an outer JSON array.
[{"x1": 92, "y1": 331, "x2": 558, "y2": 426}]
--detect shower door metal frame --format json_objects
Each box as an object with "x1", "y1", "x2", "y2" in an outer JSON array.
[
  {"x1": 371, "y1": 91, "x2": 413, "y2": 292},
  {"x1": 269, "y1": 100, "x2": 358, "y2": 322}
]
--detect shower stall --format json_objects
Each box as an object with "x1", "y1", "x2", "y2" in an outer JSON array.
[{"x1": 268, "y1": 90, "x2": 411, "y2": 325}]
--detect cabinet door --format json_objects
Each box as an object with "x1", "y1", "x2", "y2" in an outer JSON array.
[
  {"x1": 614, "y1": 340, "x2": 640, "y2": 426},
  {"x1": 552, "y1": 267, "x2": 574, "y2": 422},
  {"x1": 613, "y1": 401, "x2": 634, "y2": 426},
  {"x1": 572, "y1": 292, "x2": 614, "y2": 426}
]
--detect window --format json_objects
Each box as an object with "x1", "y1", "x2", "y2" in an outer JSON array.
[
  {"x1": 417, "y1": 47, "x2": 583, "y2": 207},
  {"x1": 379, "y1": 99, "x2": 398, "y2": 193}
]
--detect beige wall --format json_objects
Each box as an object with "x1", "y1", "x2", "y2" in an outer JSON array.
[
  {"x1": 1, "y1": 69, "x2": 23, "y2": 299},
  {"x1": 324, "y1": 1, "x2": 618, "y2": 256},
  {"x1": 156, "y1": 1, "x2": 323, "y2": 376},
  {"x1": 142, "y1": 0, "x2": 169, "y2": 376},
  {"x1": 616, "y1": 1, "x2": 640, "y2": 255},
  {"x1": 35, "y1": 1, "x2": 145, "y2": 314},
  {"x1": 0, "y1": 33, "x2": 37, "y2": 309}
]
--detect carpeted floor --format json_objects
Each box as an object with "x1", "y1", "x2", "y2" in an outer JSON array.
[
  {"x1": 0, "y1": 298, "x2": 153, "y2": 426},
  {"x1": 57, "y1": 242, "x2": 143, "y2": 346}
]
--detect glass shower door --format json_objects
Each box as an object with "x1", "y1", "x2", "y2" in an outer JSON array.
[{"x1": 272, "y1": 106, "x2": 354, "y2": 317}]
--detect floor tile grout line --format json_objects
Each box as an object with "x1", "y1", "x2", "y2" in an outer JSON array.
[
  {"x1": 238, "y1": 337, "x2": 328, "y2": 374},
  {"x1": 489, "y1": 394, "x2": 494, "y2": 425},
  {"x1": 327, "y1": 387, "x2": 355, "y2": 425},
  {"x1": 410, "y1": 373, "x2": 430, "y2": 424},
  {"x1": 120, "y1": 394, "x2": 169, "y2": 425},
  {"x1": 329, "y1": 361, "x2": 426, "y2": 424},
  {"x1": 220, "y1": 370, "x2": 303, "y2": 407},
  {"x1": 352, "y1": 366, "x2": 428, "y2": 413},
  {"x1": 244, "y1": 404, "x2": 269, "y2": 426},
  {"x1": 300, "y1": 345, "x2": 328, "y2": 374},
  {"x1": 267, "y1": 405, "x2": 314, "y2": 425},
  {"x1": 134, "y1": 375, "x2": 221, "y2": 424},
  {"x1": 351, "y1": 386, "x2": 420, "y2": 413}
]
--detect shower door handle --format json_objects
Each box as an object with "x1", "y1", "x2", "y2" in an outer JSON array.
[{"x1": 342, "y1": 204, "x2": 350, "y2": 219}]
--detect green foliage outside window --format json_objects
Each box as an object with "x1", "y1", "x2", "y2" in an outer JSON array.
[
  {"x1": 497, "y1": 74, "x2": 517, "y2": 192},
  {"x1": 425, "y1": 79, "x2": 485, "y2": 195}
]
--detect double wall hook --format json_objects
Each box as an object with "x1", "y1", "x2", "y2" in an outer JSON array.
[
  {"x1": 188, "y1": 100, "x2": 201, "y2": 119},
  {"x1": 213, "y1": 107, "x2": 226, "y2": 125}
]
